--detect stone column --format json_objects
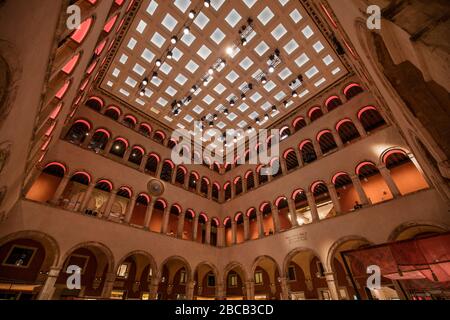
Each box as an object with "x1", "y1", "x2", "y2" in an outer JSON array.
[
  {"x1": 205, "y1": 219, "x2": 212, "y2": 245},
  {"x1": 312, "y1": 139, "x2": 323, "y2": 158},
  {"x1": 103, "y1": 139, "x2": 114, "y2": 155},
  {"x1": 217, "y1": 226, "x2": 225, "y2": 247},
  {"x1": 101, "y1": 272, "x2": 116, "y2": 299},
  {"x1": 352, "y1": 116, "x2": 367, "y2": 137},
  {"x1": 280, "y1": 158, "x2": 287, "y2": 175},
  {"x1": 155, "y1": 163, "x2": 163, "y2": 179},
  {"x1": 37, "y1": 267, "x2": 61, "y2": 300},
  {"x1": 243, "y1": 215, "x2": 250, "y2": 241},
  {"x1": 123, "y1": 147, "x2": 132, "y2": 164},
  {"x1": 287, "y1": 198, "x2": 299, "y2": 227},
  {"x1": 139, "y1": 154, "x2": 149, "y2": 172},
  {"x1": 102, "y1": 189, "x2": 118, "y2": 218},
  {"x1": 231, "y1": 183, "x2": 236, "y2": 199},
  {"x1": 327, "y1": 183, "x2": 342, "y2": 214},
  {"x1": 192, "y1": 214, "x2": 199, "y2": 241},
  {"x1": 279, "y1": 277, "x2": 290, "y2": 300},
  {"x1": 161, "y1": 206, "x2": 170, "y2": 234},
  {"x1": 216, "y1": 283, "x2": 225, "y2": 300},
  {"x1": 379, "y1": 165, "x2": 401, "y2": 198},
  {"x1": 186, "y1": 280, "x2": 195, "y2": 300},
  {"x1": 245, "y1": 280, "x2": 255, "y2": 300},
  {"x1": 183, "y1": 176, "x2": 189, "y2": 189},
  {"x1": 332, "y1": 129, "x2": 344, "y2": 148},
  {"x1": 324, "y1": 272, "x2": 340, "y2": 300},
  {"x1": 294, "y1": 148, "x2": 304, "y2": 167},
  {"x1": 256, "y1": 212, "x2": 264, "y2": 238},
  {"x1": 350, "y1": 174, "x2": 371, "y2": 205},
  {"x1": 81, "y1": 129, "x2": 94, "y2": 148},
  {"x1": 79, "y1": 182, "x2": 95, "y2": 213},
  {"x1": 207, "y1": 184, "x2": 212, "y2": 199},
  {"x1": 149, "y1": 276, "x2": 160, "y2": 300},
  {"x1": 124, "y1": 195, "x2": 137, "y2": 223},
  {"x1": 306, "y1": 192, "x2": 320, "y2": 222},
  {"x1": 231, "y1": 220, "x2": 237, "y2": 244},
  {"x1": 50, "y1": 175, "x2": 70, "y2": 205},
  {"x1": 270, "y1": 203, "x2": 281, "y2": 233},
  {"x1": 177, "y1": 211, "x2": 186, "y2": 238},
  {"x1": 23, "y1": 164, "x2": 43, "y2": 196},
  {"x1": 144, "y1": 199, "x2": 156, "y2": 229}
]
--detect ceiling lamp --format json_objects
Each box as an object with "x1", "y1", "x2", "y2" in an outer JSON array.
[
  {"x1": 223, "y1": 108, "x2": 229, "y2": 115},
  {"x1": 268, "y1": 65, "x2": 275, "y2": 73},
  {"x1": 204, "y1": 0, "x2": 210, "y2": 8},
  {"x1": 190, "y1": 85, "x2": 197, "y2": 93},
  {"x1": 272, "y1": 105, "x2": 277, "y2": 112},
  {"x1": 213, "y1": 114, "x2": 218, "y2": 121},
  {"x1": 183, "y1": 26, "x2": 190, "y2": 35},
  {"x1": 208, "y1": 68, "x2": 214, "y2": 75},
  {"x1": 173, "y1": 108, "x2": 180, "y2": 116},
  {"x1": 255, "y1": 117, "x2": 261, "y2": 125},
  {"x1": 261, "y1": 76, "x2": 267, "y2": 84},
  {"x1": 155, "y1": 59, "x2": 162, "y2": 67},
  {"x1": 152, "y1": 71, "x2": 158, "y2": 79},
  {"x1": 139, "y1": 89, "x2": 145, "y2": 97},
  {"x1": 241, "y1": 38, "x2": 248, "y2": 46},
  {"x1": 142, "y1": 78, "x2": 148, "y2": 86},
  {"x1": 220, "y1": 60, "x2": 226, "y2": 68},
  {"x1": 292, "y1": 91, "x2": 298, "y2": 98},
  {"x1": 171, "y1": 36, "x2": 178, "y2": 44},
  {"x1": 226, "y1": 47, "x2": 233, "y2": 56},
  {"x1": 188, "y1": 10, "x2": 196, "y2": 19},
  {"x1": 176, "y1": 101, "x2": 182, "y2": 108},
  {"x1": 241, "y1": 93, "x2": 246, "y2": 101},
  {"x1": 264, "y1": 114, "x2": 269, "y2": 121},
  {"x1": 233, "y1": 136, "x2": 238, "y2": 143},
  {"x1": 230, "y1": 99, "x2": 235, "y2": 107},
  {"x1": 209, "y1": 121, "x2": 214, "y2": 127},
  {"x1": 247, "y1": 126, "x2": 252, "y2": 133},
  {"x1": 167, "y1": 51, "x2": 173, "y2": 59},
  {"x1": 203, "y1": 78, "x2": 208, "y2": 87}
]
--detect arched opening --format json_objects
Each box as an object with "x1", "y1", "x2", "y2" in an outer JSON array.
[
  {"x1": 167, "y1": 139, "x2": 177, "y2": 150},
  {"x1": 358, "y1": 106, "x2": 386, "y2": 133},
  {"x1": 138, "y1": 123, "x2": 152, "y2": 137},
  {"x1": 104, "y1": 106, "x2": 121, "y2": 120},
  {"x1": 153, "y1": 131, "x2": 165, "y2": 144},
  {"x1": 85, "y1": 97, "x2": 103, "y2": 112},
  {"x1": 87, "y1": 180, "x2": 113, "y2": 217},
  {"x1": 122, "y1": 115, "x2": 137, "y2": 129},
  {"x1": 308, "y1": 106, "x2": 323, "y2": 122},
  {"x1": 213, "y1": 162, "x2": 221, "y2": 173},
  {"x1": 344, "y1": 83, "x2": 364, "y2": 100},
  {"x1": 280, "y1": 126, "x2": 291, "y2": 140},
  {"x1": 224, "y1": 217, "x2": 232, "y2": 246},
  {"x1": 210, "y1": 218, "x2": 219, "y2": 247},
  {"x1": 275, "y1": 197, "x2": 293, "y2": 231},
  {"x1": 174, "y1": 166, "x2": 186, "y2": 186},
  {"x1": 182, "y1": 209, "x2": 195, "y2": 241},
  {"x1": 188, "y1": 172, "x2": 199, "y2": 192},
  {"x1": 252, "y1": 256, "x2": 282, "y2": 300},
  {"x1": 383, "y1": 149, "x2": 429, "y2": 195},
  {"x1": 332, "y1": 172, "x2": 359, "y2": 213},
  {"x1": 212, "y1": 183, "x2": 220, "y2": 201},
  {"x1": 336, "y1": 119, "x2": 360, "y2": 144},
  {"x1": 325, "y1": 95, "x2": 343, "y2": 112},
  {"x1": 234, "y1": 177, "x2": 243, "y2": 196},
  {"x1": 70, "y1": 17, "x2": 94, "y2": 44},
  {"x1": 55, "y1": 244, "x2": 112, "y2": 299},
  {"x1": 299, "y1": 140, "x2": 317, "y2": 164},
  {"x1": 145, "y1": 154, "x2": 159, "y2": 176},
  {"x1": 65, "y1": 120, "x2": 91, "y2": 144},
  {"x1": 245, "y1": 171, "x2": 255, "y2": 191},
  {"x1": 113, "y1": 252, "x2": 155, "y2": 300},
  {"x1": 224, "y1": 182, "x2": 231, "y2": 201},
  {"x1": 196, "y1": 214, "x2": 207, "y2": 244},
  {"x1": 128, "y1": 146, "x2": 144, "y2": 166},
  {"x1": 235, "y1": 213, "x2": 244, "y2": 244},
  {"x1": 293, "y1": 116, "x2": 307, "y2": 131},
  {"x1": 257, "y1": 166, "x2": 268, "y2": 185},
  {"x1": 129, "y1": 194, "x2": 149, "y2": 226},
  {"x1": 158, "y1": 257, "x2": 190, "y2": 300},
  {"x1": 271, "y1": 158, "x2": 282, "y2": 178},
  {"x1": 194, "y1": 263, "x2": 217, "y2": 300},
  {"x1": 224, "y1": 264, "x2": 246, "y2": 300},
  {"x1": 166, "y1": 205, "x2": 181, "y2": 237},
  {"x1": 284, "y1": 249, "x2": 328, "y2": 300},
  {"x1": 148, "y1": 199, "x2": 166, "y2": 233},
  {"x1": 311, "y1": 181, "x2": 335, "y2": 220},
  {"x1": 284, "y1": 149, "x2": 299, "y2": 171},
  {"x1": 109, "y1": 138, "x2": 128, "y2": 158},
  {"x1": 160, "y1": 160, "x2": 174, "y2": 182},
  {"x1": 292, "y1": 189, "x2": 311, "y2": 225},
  {"x1": 88, "y1": 129, "x2": 110, "y2": 152},
  {"x1": 59, "y1": 171, "x2": 91, "y2": 210},
  {"x1": 317, "y1": 130, "x2": 337, "y2": 154},
  {"x1": 247, "y1": 208, "x2": 259, "y2": 240},
  {"x1": 200, "y1": 177, "x2": 209, "y2": 197},
  {"x1": 110, "y1": 186, "x2": 132, "y2": 220},
  {"x1": 260, "y1": 202, "x2": 274, "y2": 237},
  {"x1": 357, "y1": 161, "x2": 393, "y2": 204},
  {"x1": 26, "y1": 162, "x2": 66, "y2": 203}
]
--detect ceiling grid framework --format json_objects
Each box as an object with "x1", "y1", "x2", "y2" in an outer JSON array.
[{"x1": 100, "y1": 0, "x2": 348, "y2": 137}]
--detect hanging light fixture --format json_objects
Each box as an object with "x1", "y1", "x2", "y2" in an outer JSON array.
[
  {"x1": 204, "y1": 0, "x2": 210, "y2": 8},
  {"x1": 142, "y1": 78, "x2": 148, "y2": 86},
  {"x1": 171, "y1": 36, "x2": 178, "y2": 44},
  {"x1": 188, "y1": 10, "x2": 196, "y2": 19},
  {"x1": 167, "y1": 51, "x2": 173, "y2": 59},
  {"x1": 183, "y1": 26, "x2": 190, "y2": 35},
  {"x1": 155, "y1": 59, "x2": 162, "y2": 67},
  {"x1": 292, "y1": 91, "x2": 298, "y2": 98}
]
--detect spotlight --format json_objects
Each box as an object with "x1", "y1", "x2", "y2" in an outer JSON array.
[
  {"x1": 139, "y1": 89, "x2": 145, "y2": 96},
  {"x1": 208, "y1": 68, "x2": 214, "y2": 75},
  {"x1": 203, "y1": 78, "x2": 208, "y2": 87},
  {"x1": 268, "y1": 66, "x2": 275, "y2": 73},
  {"x1": 223, "y1": 108, "x2": 229, "y2": 115},
  {"x1": 173, "y1": 108, "x2": 180, "y2": 116},
  {"x1": 256, "y1": 117, "x2": 261, "y2": 125},
  {"x1": 152, "y1": 71, "x2": 158, "y2": 79},
  {"x1": 115, "y1": 145, "x2": 120, "y2": 150},
  {"x1": 142, "y1": 78, "x2": 148, "y2": 86},
  {"x1": 292, "y1": 91, "x2": 298, "y2": 97},
  {"x1": 261, "y1": 76, "x2": 267, "y2": 84},
  {"x1": 155, "y1": 59, "x2": 162, "y2": 67},
  {"x1": 272, "y1": 105, "x2": 277, "y2": 112},
  {"x1": 188, "y1": 10, "x2": 196, "y2": 19},
  {"x1": 241, "y1": 93, "x2": 246, "y2": 101},
  {"x1": 233, "y1": 136, "x2": 237, "y2": 143},
  {"x1": 171, "y1": 36, "x2": 178, "y2": 44},
  {"x1": 183, "y1": 26, "x2": 190, "y2": 35},
  {"x1": 264, "y1": 113, "x2": 269, "y2": 121},
  {"x1": 190, "y1": 85, "x2": 197, "y2": 93},
  {"x1": 176, "y1": 101, "x2": 182, "y2": 108},
  {"x1": 209, "y1": 121, "x2": 214, "y2": 127},
  {"x1": 241, "y1": 38, "x2": 247, "y2": 46},
  {"x1": 226, "y1": 47, "x2": 233, "y2": 56},
  {"x1": 283, "y1": 100, "x2": 288, "y2": 106},
  {"x1": 220, "y1": 60, "x2": 226, "y2": 68},
  {"x1": 204, "y1": 0, "x2": 210, "y2": 8},
  {"x1": 230, "y1": 99, "x2": 235, "y2": 107},
  {"x1": 167, "y1": 51, "x2": 173, "y2": 59},
  {"x1": 248, "y1": 83, "x2": 253, "y2": 90},
  {"x1": 213, "y1": 114, "x2": 218, "y2": 121},
  {"x1": 247, "y1": 126, "x2": 252, "y2": 133}
]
